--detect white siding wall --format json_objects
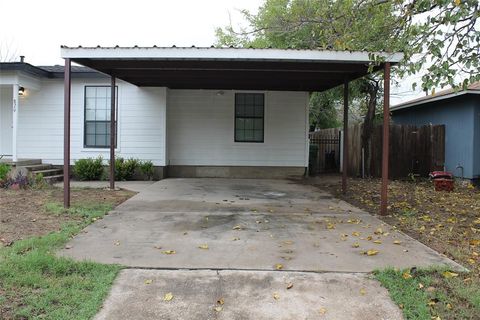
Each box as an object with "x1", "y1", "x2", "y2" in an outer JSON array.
[
  {"x1": 0, "y1": 87, "x2": 13, "y2": 155},
  {"x1": 16, "y1": 79, "x2": 167, "y2": 165},
  {"x1": 167, "y1": 90, "x2": 309, "y2": 167}
]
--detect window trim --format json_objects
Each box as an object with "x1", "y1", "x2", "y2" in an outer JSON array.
[
  {"x1": 83, "y1": 85, "x2": 118, "y2": 149},
  {"x1": 234, "y1": 92, "x2": 265, "y2": 143}
]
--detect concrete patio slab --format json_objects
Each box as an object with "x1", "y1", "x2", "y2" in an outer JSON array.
[
  {"x1": 59, "y1": 178, "x2": 462, "y2": 272},
  {"x1": 94, "y1": 269, "x2": 403, "y2": 320}
]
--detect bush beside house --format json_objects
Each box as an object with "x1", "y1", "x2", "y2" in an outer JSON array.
[{"x1": 73, "y1": 157, "x2": 156, "y2": 181}]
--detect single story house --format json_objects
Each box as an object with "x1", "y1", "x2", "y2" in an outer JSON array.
[
  {"x1": 1, "y1": 47, "x2": 401, "y2": 186},
  {"x1": 391, "y1": 82, "x2": 480, "y2": 181}
]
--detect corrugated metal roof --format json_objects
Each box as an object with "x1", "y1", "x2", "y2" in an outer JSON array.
[{"x1": 392, "y1": 82, "x2": 480, "y2": 111}]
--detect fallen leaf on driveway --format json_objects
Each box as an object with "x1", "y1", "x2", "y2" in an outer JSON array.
[
  {"x1": 275, "y1": 263, "x2": 283, "y2": 270},
  {"x1": 352, "y1": 242, "x2": 360, "y2": 248},
  {"x1": 214, "y1": 306, "x2": 223, "y2": 312},
  {"x1": 360, "y1": 288, "x2": 366, "y2": 295},
  {"x1": 362, "y1": 250, "x2": 379, "y2": 256},
  {"x1": 162, "y1": 250, "x2": 176, "y2": 255},
  {"x1": 217, "y1": 298, "x2": 225, "y2": 305},
  {"x1": 393, "y1": 240, "x2": 402, "y2": 245},
  {"x1": 273, "y1": 293, "x2": 280, "y2": 300},
  {"x1": 153, "y1": 245, "x2": 162, "y2": 249},
  {"x1": 374, "y1": 227, "x2": 384, "y2": 235},
  {"x1": 319, "y1": 307, "x2": 327, "y2": 315},
  {"x1": 283, "y1": 240, "x2": 294, "y2": 245},
  {"x1": 326, "y1": 223, "x2": 335, "y2": 229},
  {"x1": 231, "y1": 237, "x2": 240, "y2": 241},
  {"x1": 114, "y1": 241, "x2": 120, "y2": 246},
  {"x1": 198, "y1": 244, "x2": 209, "y2": 250},
  {"x1": 352, "y1": 231, "x2": 361, "y2": 237},
  {"x1": 144, "y1": 279, "x2": 153, "y2": 285},
  {"x1": 373, "y1": 240, "x2": 382, "y2": 244},
  {"x1": 286, "y1": 283, "x2": 293, "y2": 289},
  {"x1": 163, "y1": 292, "x2": 174, "y2": 301},
  {"x1": 232, "y1": 225, "x2": 243, "y2": 230}
]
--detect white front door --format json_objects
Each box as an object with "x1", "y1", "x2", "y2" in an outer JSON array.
[{"x1": 0, "y1": 86, "x2": 13, "y2": 156}]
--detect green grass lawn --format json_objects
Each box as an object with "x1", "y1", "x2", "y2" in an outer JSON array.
[
  {"x1": 375, "y1": 268, "x2": 480, "y2": 320},
  {"x1": 0, "y1": 203, "x2": 120, "y2": 320}
]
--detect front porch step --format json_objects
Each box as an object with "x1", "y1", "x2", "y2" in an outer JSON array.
[
  {"x1": 33, "y1": 168, "x2": 64, "y2": 178},
  {"x1": 43, "y1": 174, "x2": 64, "y2": 184},
  {"x1": 22, "y1": 164, "x2": 53, "y2": 171},
  {"x1": 1, "y1": 159, "x2": 42, "y2": 166}
]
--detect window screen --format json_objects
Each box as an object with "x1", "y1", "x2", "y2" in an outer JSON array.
[
  {"x1": 235, "y1": 93, "x2": 264, "y2": 142},
  {"x1": 84, "y1": 86, "x2": 117, "y2": 148}
]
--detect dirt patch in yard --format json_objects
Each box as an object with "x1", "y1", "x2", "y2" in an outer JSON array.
[
  {"x1": 0, "y1": 187, "x2": 135, "y2": 245},
  {"x1": 308, "y1": 175, "x2": 480, "y2": 273}
]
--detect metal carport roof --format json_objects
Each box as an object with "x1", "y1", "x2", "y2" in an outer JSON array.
[{"x1": 61, "y1": 46, "x2": 403, "y2": 92}]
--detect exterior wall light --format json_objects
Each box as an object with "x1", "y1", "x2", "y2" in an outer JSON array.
[{"x1": 18, "y1": 87, "x2": 25, "y2": 96}]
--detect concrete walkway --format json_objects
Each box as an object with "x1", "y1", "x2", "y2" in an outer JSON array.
[{"x1": 59, "y1": 178, "x2": 462, "y2": 319}]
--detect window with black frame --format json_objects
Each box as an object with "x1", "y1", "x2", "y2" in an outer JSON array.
[
  {"x1": 84, "y1": 86, "x2": 117, "y2": 148},
  {"x1": 234, "y1": 93, "x2": 264, "y2": 143}
]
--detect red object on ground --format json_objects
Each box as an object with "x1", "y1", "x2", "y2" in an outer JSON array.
[
  {"x1": 433, "y1": 178, "x2": 454, "y2": 192},
  {"x1": 429, "y1": 171, "x2": 453, "y2": 180}
]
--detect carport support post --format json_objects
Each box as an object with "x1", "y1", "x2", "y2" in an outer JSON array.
[
  {"x1": 342, "y1": 80, "x2": 349, "y2": 194},
  {"x1": 63, "y1": 59, "x2": 71, "y2": 208},
  {"x1": 380, "y1": 62, "x2": 391, "y2": 216},
  {"x1": 109, "y1": 76, "x2": 116, "y2": 190}
]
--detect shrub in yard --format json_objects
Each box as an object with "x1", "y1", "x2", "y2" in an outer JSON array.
[
  {"x1": 0, "y1": 163, "x2": 11, "y2": 186},
  {"x1": 73, "y1": 156, "x2": 104, "y2": 181},
  {"x1": 140, "y1": 160, "x2": 155, "y2": 180},
  {"x1": 4, "y1": 170, "x2": 30, "y2": 190},
  {"x1": 114, "y1": 157, "x2": 139, "y2": 181}
]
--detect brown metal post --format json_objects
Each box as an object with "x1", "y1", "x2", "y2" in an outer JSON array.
[
  {"x1": 342, "y1": 80, "x2": 349, "y2": 194},
  {"x1": 380, "y1": 62, "x2": 391, "y2": 215},
  {"x1": 109, "y1": 76, "x2": 116, "y2": 190},
  {"x1": 63, "y1": 59, "x2": 71, "y2": 208}
]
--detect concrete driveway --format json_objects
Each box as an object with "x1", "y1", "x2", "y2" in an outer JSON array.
[{"x1": 60, "y1": 178, "x2": 461, "y2": 319}]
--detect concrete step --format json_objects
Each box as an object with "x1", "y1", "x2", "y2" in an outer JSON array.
[
  {"x1": 44, "y1": 174, "x2": 64, "y2": 184},
  {"x1": 3, "y1": 159, "x2": 42, "y2": 166},
  {"x1": 22, "y1": 164, "x2": 53, "y2": 171},
  {"x1": 33, "y1": 168, "x2": 63, "y2": 177}
]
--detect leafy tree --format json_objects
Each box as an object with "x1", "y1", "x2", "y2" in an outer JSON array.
[{"x1": 215, "y1": 0, "x2": 479, "y2": 175}]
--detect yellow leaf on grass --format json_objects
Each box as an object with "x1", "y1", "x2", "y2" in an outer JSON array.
[
  {"x1": 442, "y1": 271, "x2": 459, "y2": 278},
  {"x1": 454, "y1": 0, "x2": 461, "y2": 6},
  {"x1": 402, "y1": 272, "x2": 412, "y2": 280},
  {"x1": 275, "y1": 263, "x2": 283, "y2": 270},
  {"x1": 470, "y1": 239, "x2": 480, "y2": 246},
  {"x1": 164, "y1": 292, "x2": 174, "y2": 301},
  {"x1": 198, "y1": 244, "x2": 209, "y2": 250},
  {"x1": 162, "y1": 250, "x2": 176, "y2": 255}
]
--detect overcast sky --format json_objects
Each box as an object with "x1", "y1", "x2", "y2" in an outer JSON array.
[{"x1": 0, "y1": 0, "x2": 424, "y2": 104}]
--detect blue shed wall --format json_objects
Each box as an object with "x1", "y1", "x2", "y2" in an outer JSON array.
[
  {"x1": 474, "y1": 101, "x2": 480, "y2": 178},
  {"x1": 392, "y1": 95, "x2": 478, "y2": 179}
]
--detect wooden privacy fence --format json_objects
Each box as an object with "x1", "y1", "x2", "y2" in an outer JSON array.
[
  {"x1": 346, "y1": 123, "x2": 445, "y2": 178},
  {"x1": 309, "y1": 128, "x2": 341, "y2": 174}
]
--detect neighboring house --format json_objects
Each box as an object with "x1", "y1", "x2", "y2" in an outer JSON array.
[
  {"x1": 391, "y1": 82, "x2": 480, "y2": 181},
  {"x1": 0, "y1": 46, "x2": 401, "y2": 179}
]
